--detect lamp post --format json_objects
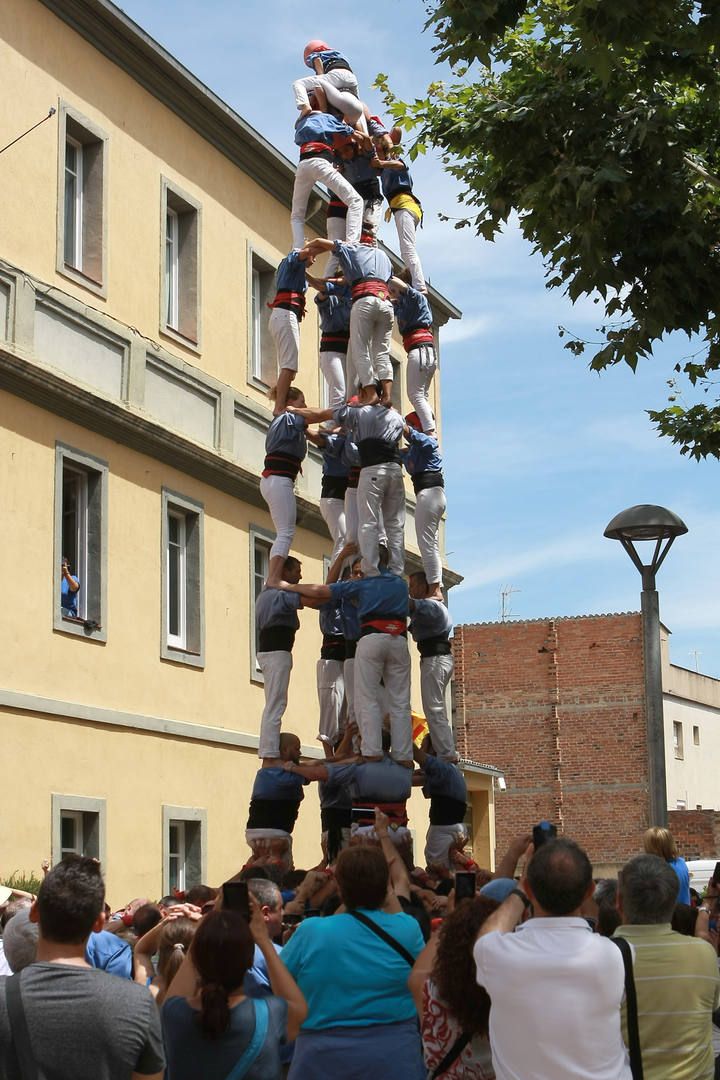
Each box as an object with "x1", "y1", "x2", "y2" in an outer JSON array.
[{"x1": 604, "y1": 505, "x2": 688, "y2": 827}]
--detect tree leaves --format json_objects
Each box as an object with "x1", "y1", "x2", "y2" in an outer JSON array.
[{"x1": 378, "y1": 0, "x2": 720, "y2": 458}]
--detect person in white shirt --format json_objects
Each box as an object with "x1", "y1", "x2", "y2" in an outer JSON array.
[{"x1": 473, "y1": 837, "x2": 632, "y2": 1080}]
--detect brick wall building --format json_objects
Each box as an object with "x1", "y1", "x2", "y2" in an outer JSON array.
[{"x1": 452, "y1": 614, "x2": 651, "y2": 874}]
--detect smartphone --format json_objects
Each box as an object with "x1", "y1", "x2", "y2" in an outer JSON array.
[
  {"x1": 455, "y1": 871, "x2": 477, "y2": 901},
  {"x1": 351, "y1": 807, "x2": 374, "y2": 825},
  {"x1": 222, "y1": 881, "x2": 250, "y2": 920},
  {"x1": 533, "y1": 820, "x2": 557, "y2": 849}
]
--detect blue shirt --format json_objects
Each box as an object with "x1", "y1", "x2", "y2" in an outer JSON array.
[
  {"x1": 341, "y1": 595, "x2": 361, "y2": 641},
  {"x1": 329, "y1": 571, "x2": 409, "y2": 620},
  {"x1": 85, "y1": 931, "x2": 133, "y2": 979},
  {"x1": 326, "y1": 757, "x2": 412, "y2": 802},
  {"x1": 281, "y1": 910, "x2": 423, "y2": 1029},
  {"x1": 294, "y1": 112, "x2": 354, "y2": 148},
  {"x1": 668, "y1": 856, "x2": 691, "y2": 905},
  {"x1": 402, "y1": 428, "x2": 443, "y2": 476},
  {"x1": 250, "y1": 767, "x2": 307, "y2": 801},
  {"x1": 255, "y1": 588, "x2": 302, "y2": 633},
  {"x1": 409, "y1": 598, "x2": 452, "y2": 642},
  {"x1": 394, "y1": 287, "x2": 432, "y2": 333},
  {"x1": 319, "y1": 599, "x2": 344, "y2": 637},
  {"x1": 61, "y1": 574, "x2": 79, "y2": 615},
  {"x1": 243, "y1": 942, "x2": 284, "y2": 997},
  {"x1": 264, "y1": 411, "x2": 307, "y2": 460},
  {"x1": 380, "y1": 160, "x2": 414, "y2": 200},
  {"x1": 305, "y1": 48, "x2": 351, "y2": 73},
  {"x1": 316, "y1": 283, "x2": 352, "y2": 334},
  {"x1": 421, "y1": 756, "x2": 467, "y2": 803},
  {"x1": 331, "y1": 241, "x2": 393, "y2": 285},
  {"x1": 321, "y1": 433, "x2": 350, "y2": 479},
  {"x1": 333, "y1": 403, "x2": 403, "y2": 448},
  {"x1": 275, "y1": 250, "x2": 308, "y2": 294}
]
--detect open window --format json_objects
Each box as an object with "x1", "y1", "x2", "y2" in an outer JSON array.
[{"x1": 54, "y1": 443, "x2": 108, "y2": 641}]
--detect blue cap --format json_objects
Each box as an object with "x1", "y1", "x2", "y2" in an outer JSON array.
[{"x1": 479, "y1": 877, "x2": 518, "y2": 903}]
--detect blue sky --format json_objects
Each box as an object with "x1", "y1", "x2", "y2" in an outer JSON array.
[{"x1": 120, "y1": 0, "x2": 720, "y2": 676}]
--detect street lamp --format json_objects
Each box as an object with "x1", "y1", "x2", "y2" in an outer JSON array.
[{"x1": 604, "y1": 505, "x2": 688, "y2": 827}]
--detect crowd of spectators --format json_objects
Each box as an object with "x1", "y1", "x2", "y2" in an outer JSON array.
[{"x1": 0, "y1": 823, "x2": 719, "y2": 1079}]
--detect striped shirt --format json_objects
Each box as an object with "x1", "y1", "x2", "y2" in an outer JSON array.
[{"x1": 614, "y1": 923, "x2": 720, "y2": 1079}]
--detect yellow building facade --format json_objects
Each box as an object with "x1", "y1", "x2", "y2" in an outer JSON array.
[{"x1": 0, "y1": 0, "x2": 496, "y2": 902}]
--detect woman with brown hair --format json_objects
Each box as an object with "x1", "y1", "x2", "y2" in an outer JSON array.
[
  {"x1": 409, "y1": 895, "x2": 499, "y2": 1079},
  {"x1": 133, "y1": 905, "x2": 200, "y2": 1005},
  {"x1": 161, "y1": 902, "x2": 306, "y2": 1080},
  {"x1": 280, "y1": 845, "x2": 426, "y2": 1079}
]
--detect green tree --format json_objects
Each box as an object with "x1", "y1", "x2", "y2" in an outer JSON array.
[{"x1": 377, "y1": 0, "x2": 720, "y2": 458}]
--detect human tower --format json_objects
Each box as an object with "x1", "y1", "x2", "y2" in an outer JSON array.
[{"x1": 245, "y1": 42, "x2": 468, "y2": 877}]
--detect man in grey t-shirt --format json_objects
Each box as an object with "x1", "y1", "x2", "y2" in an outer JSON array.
[{"x1": 0, "y1": 856, "x2": 164, "y2": 1080}]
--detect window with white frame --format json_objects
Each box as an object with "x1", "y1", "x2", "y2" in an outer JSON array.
[
  {"x1": 167, "y1": 510, "x2": 187, "y2": 649},
  {"x1": 64, "y1": 136, "x2": 83, "y2": 269},
  {"x1": 161, "y1": 490, "x2": 204, "y2": 666},
  {"x1": 249, "y1": 252, "x2": 276, "y2": 387},
  {"x1": 58, "y1": 108, "x2": 107, "y2": 288},
  {"x1": 162, "y1": 182, "x2": 201, "y2": 344},
  {"x1": 52, "y1": 794, "x2": 105, "y2": 865},
  {"x1": 55, "y1": 444, "x2": 108, "y2": 640},
  {"x1": 163, "y1": 806, "x2": 206, "y2": 895},
  {"x1": 251, "y1": 531, "x2": 272, "y2": 677},
  {"x1": 165, "y1": 207, "x2": 180, "y2": 330},
  {"x1": 168, "y1": 819, "x2": 187, "y2": 893}
]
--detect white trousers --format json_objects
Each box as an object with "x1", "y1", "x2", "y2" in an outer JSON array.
[
  {"x1": 394, "y1": 208, "x2": 426, "y2": 292},
  {"x1": 269, "y1": 306, "x2": 300, "y2": 373},
  {"x1": 354, "y1": 633, "x2": 412, "y2": 761},
  {"x1": 357, "y1": 462, "x2": 405, "y2": 576},
  {"x1": 349, "y1": 296, "x2": 394, "y2": 387},
  {"x1": 425, "y1": 824, "x2": 467, "y2": 870},
  {"x1": 292, "y1": 70, "x2": 365, "y2": 128},
  {"x1": 406, "y1": 344, "x2": 437, "y2": 432},
  {"x1": 362, "y1": 198, "x2": 383, "y2": 235},
  {"x1": 319, "y1": 496, "x2": 347, "y2": 561},
  {"x1": 256, "y1": 650, "x2": 293, "y2": 758},
  {"x1": 420, "y1": 653, "x2": 456, "y2": 761},
  {"x1": 344, "y1": 656, "x2": 356, "y2": 727},
  {"x1": 415, "y1": 486, "x2": 446, "y2": 586},
  {"x1": 344, "y1": 486, "x2": 358, "y2": 544},
  {"x1": 245, "y1": 829, "x2": 294, "y2": 873},
  {"x1": 319, "y1": 350, "x2": 347, "y2": 409},
  {"x1": 317, "y1": 658, "x2": 345, "y2": 744},
  {"x1": 259, "y1": 475, "x2": 296, "y2": 559},
  {"x1": 324, "y1": 216, "x2": 346, "y2": 276},
  {"x1": 291, "y1": 159, "x2": 362, "y2": 251}
]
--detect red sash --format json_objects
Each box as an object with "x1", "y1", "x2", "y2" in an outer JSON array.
[
  {"x1": 268, "y1": 291, "x2": 306, "y2": 320},
  {"x1": 361, "y1": 618, "x2": 407, "y2": 636},
  {"x1": 351, "y1": 280, "x2": 389, "y2": 302},
  {"x1": 402, "y1": 327, "x2": 434, "y2": 353}
]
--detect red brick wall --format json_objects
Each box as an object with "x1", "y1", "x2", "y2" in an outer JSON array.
[
  {"x1": 668, "y1": 810, "x2": 720, "y2": 859},
  {"x1": 453, "y1": 614, "x2": 650, "y2": 869}
]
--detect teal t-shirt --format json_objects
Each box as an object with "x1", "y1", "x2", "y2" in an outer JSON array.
[{"x1": 281, "y1": 910, "x2": 424, "y2": 1030}]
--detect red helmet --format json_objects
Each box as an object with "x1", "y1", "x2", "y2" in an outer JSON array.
[{"x1": 304, "y1": 40, "x2": 330, "y2": 66}]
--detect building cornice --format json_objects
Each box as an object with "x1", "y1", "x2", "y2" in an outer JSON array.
[
  {"x1": 0, "y1": 343, "x2": 463, "y2": 589},
  {"x1": 37, "y1": 0, "x2": 461, "y2": 324}
]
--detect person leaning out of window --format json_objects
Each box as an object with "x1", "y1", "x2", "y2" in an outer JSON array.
[{"x1": 61, "y1": 555, "x2": 80, "y2": 617}]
